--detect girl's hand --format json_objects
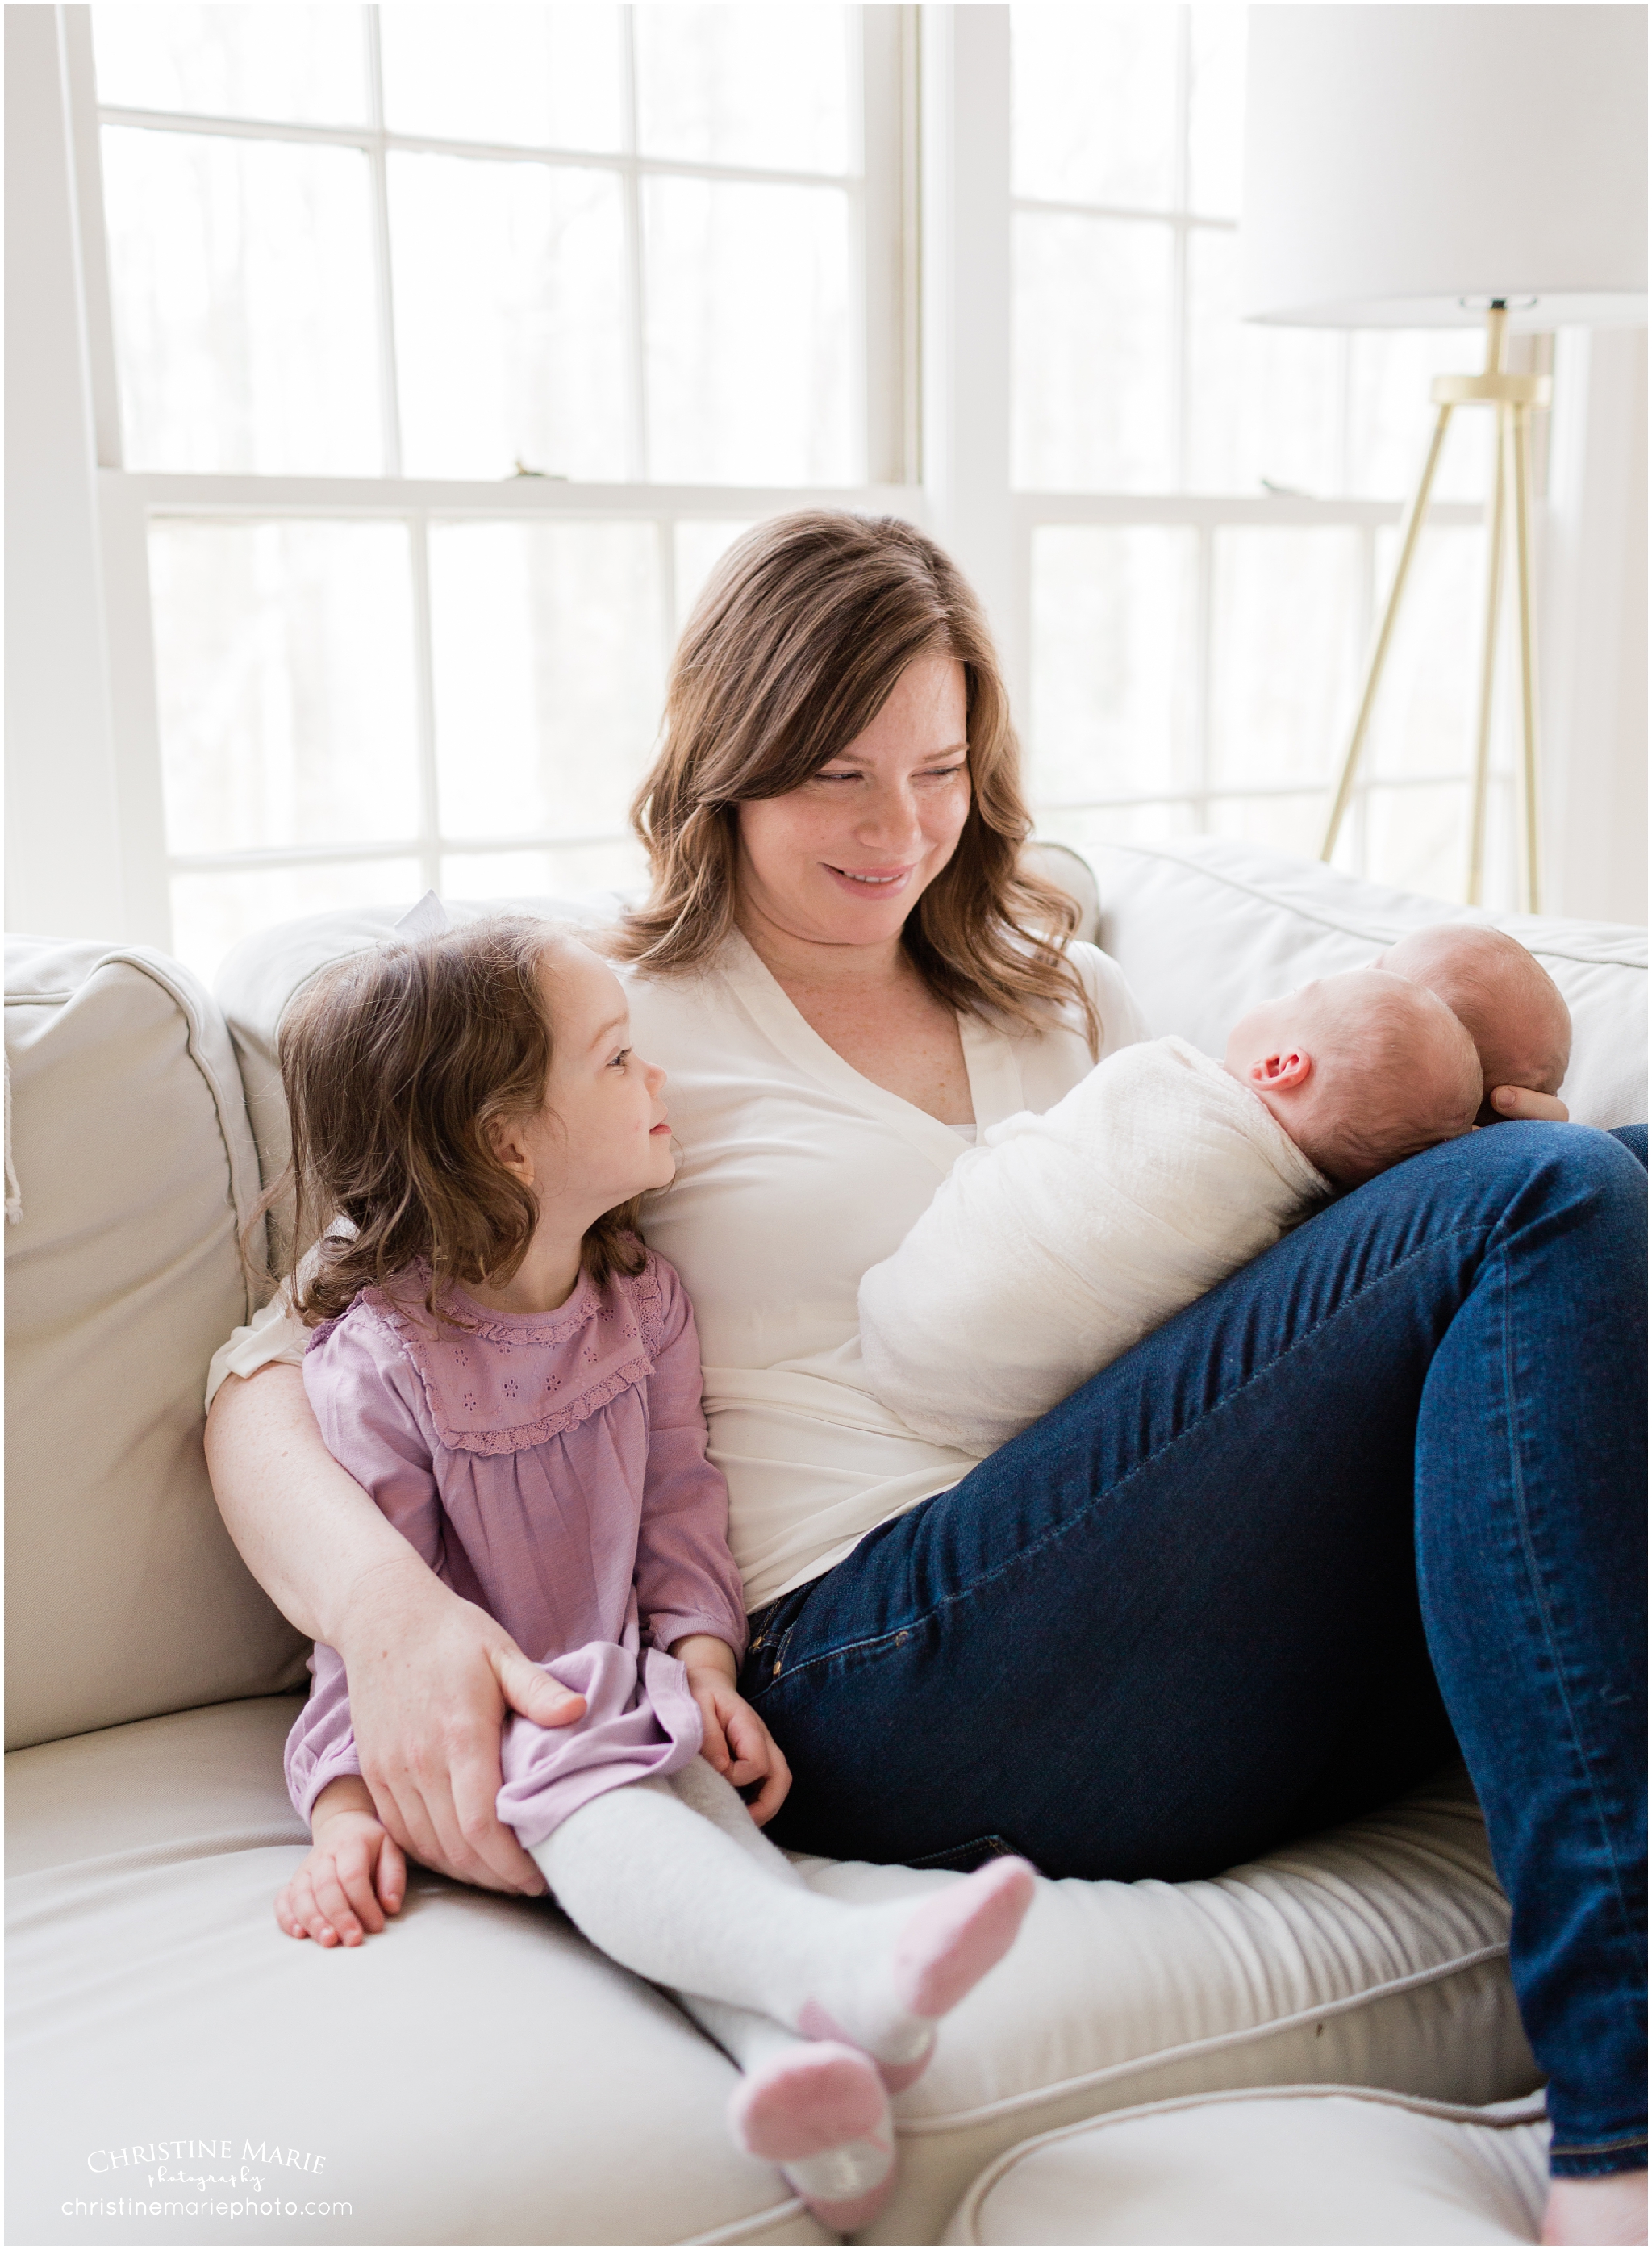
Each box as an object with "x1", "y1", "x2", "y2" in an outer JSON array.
[
  {"x1": 672, "y1": 1634, "x2": 793, "y2": 1826},
  {"x1": 340, "y1": 1555, "x2": 586, "y2": 1897},
  {"x1": 1487, "y1": 1085, "x2": 1569, "y2": 1122},
  {"x1": 276, "y1": 1777, "x2": 407, "y2": 1947}
]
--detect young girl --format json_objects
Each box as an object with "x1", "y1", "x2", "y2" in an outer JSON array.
[{"x1": 267, "y1": 907, "x2": 1035, "y2": 2230}]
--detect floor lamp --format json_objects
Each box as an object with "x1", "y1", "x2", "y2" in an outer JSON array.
[{"x1": 1240, "y1": 5, "x2": 1646, "y2": 912}]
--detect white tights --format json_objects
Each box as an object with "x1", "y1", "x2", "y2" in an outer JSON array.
[
  {"x1": 532, "y1": 1760, "x2": 1035, "y2": 2223},
  {"x1": 533, "y1": 1760, "x2": 933, "y2": 2068}
]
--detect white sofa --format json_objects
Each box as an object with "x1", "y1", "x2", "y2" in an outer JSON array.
[{"x1": 7, "y1": 837, "x2": 1644, "y2": 2248}]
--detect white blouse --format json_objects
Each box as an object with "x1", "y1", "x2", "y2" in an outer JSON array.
[{"x1": 208, "y1": 929, "x2": 1148, "y2": 1611}]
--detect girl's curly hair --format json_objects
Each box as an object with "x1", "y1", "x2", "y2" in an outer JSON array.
[{"x1": 250, "y1": 915, "x2": 644, "y2": 1328}]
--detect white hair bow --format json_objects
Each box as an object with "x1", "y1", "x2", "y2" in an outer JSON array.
[{"x1": 393, "y1": 890, "x2": 453, "y2": 941}]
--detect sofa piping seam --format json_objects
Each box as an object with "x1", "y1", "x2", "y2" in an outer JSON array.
[
  {"x1": 950, "y1": 2077, "x2": 1550, "y2": 2242},
  {"x1": 895, "y1": 1937, "x2": 1512, "y2": 2136}
]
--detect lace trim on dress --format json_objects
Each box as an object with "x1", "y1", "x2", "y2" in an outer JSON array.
[{"x1": 357, "y1": 1251, "x2": 665, "y2": 1455}]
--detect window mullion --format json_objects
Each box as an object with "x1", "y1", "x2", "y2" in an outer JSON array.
[
  {"x1": 620, "y1": 9, "x2": 649, "y2": 482},
  {"x1": 60, "y1": 6, "x2": 124, "y2": 468},
  {"x1": 407, "y1": 514, "x2": 442, "y2": 894},
  {"x1": 1193, "y1": 521, "x2": 1214, "y2": 829},
  {"x1": 364, "y1": 7, "x2": 403, "y2": 478},
  {"x1": 657, "y1": 517, "x2": 678, "y2": 687},
  {"x1": 859, "y1": 4, "x2": 913, "y2": 485},
  {"x1": 1171, "y1": 6, "x2": 1192, "y2": 495},
  {"x1": 922, "y1": 6, "x2": 1018, "y2": 699}
]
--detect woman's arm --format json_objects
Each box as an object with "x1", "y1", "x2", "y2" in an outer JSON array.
[{"x1": 206, "y1": 1363, "x2": 581, "y2": 1894}]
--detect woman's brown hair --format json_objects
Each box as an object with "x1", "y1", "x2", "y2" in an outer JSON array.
[
  {"x1": 615, "y1": 511, "x2": 1098, "y2": 1048},
  {"x1": 253, "y1": 916, "x2": 643, "y2": 1328}
]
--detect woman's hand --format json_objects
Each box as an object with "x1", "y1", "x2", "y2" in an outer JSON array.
[
  {"x1": 339, "y1": 1552, "x2": 586, "y2": 1895},
  {"x1": 1487, "y1": 1085, "x2": 1570, "y2": 1123},
  {"x1": 276, "y1": 1776, "x2": 406, "y2": 1947},
  {"x1": 672, "y1": 1633, "x2": 792, "y2": 1825}
]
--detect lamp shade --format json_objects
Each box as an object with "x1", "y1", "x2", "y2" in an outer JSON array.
[{"x1": 1241, "y1": 5, "x2": 1647, "y2": 328}]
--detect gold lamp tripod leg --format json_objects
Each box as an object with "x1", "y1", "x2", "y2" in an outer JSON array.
[
  {"x1": 1320, "y1": 401, "x2": 1455, "y2": 862},
  {"x1": 1320, "y1": 302, "x2": 1549, "y2": 907},
  {"x1": 1466, "y1": 403, "x2": 1508, "y2": 907},
  {"x1": 1508, "y1": 399, "x2": 1541, "y2": 913}
]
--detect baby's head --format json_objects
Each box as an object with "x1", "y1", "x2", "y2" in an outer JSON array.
[
  {"x1": 270, "y1": 916, "x2": 669, "y2": 1325},
  {"x1": 1224, "y1": 968, "x2": 1482, "y2": 1189},
  {"x1": 1374, "y1": 925, "x2": 1570, "y2": 1122}
]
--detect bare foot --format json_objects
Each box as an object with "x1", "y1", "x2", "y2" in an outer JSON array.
[{"x1": 1542, "y1": 2169, "x2": 1647, "y2": 2245}]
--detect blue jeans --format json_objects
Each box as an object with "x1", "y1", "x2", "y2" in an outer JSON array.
[{"x1": 741, "y1": 1123, "x2": 1647, "y2": 2176}]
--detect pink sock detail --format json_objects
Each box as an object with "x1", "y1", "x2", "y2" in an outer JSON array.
[
  {"x1": 893, "y1": 1856, "x2": 1037, "y2": 2022},
  {"x1": 728, "y1": 2041, "x2": 887, "y2": 2163}
]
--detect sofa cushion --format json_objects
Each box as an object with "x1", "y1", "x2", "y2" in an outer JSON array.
[
  {"x1": 4, "y1": 1700, "x2": 831, "y2": 2248},
  {"x1": 783, "y1": 1761, "x2": 1532, "y2": 2244},
  {"x1": 939, "y1": 2084, "x2": 1549, "y2": 2245},
  {"x1": 4, "y1": 939, "x2": 308, "y2": 1749},
  {"x1": 1084, "y1": 837, "x2": 1646, "y2": 1129},
  {"x1": 6, "y1": 1701, "x2": 1533, "y2": 2248}
]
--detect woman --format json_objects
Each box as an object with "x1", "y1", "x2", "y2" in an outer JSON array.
[{"x1": 208, "y1": 513, "x2": 1646, "y2": 2242}]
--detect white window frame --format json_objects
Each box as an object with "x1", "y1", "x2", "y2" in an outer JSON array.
[
  {"x1": 59, "y1": 0, "x2": 922, "y2": 953},
  {"x1": 13, "y1": 3, "x2": 1642, "y2": 954},
  {"x1": 928, "y1": 6, "x2": 1500, "y2": 870}
]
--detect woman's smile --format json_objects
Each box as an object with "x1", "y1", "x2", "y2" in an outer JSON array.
[{"x1": 821, "y1": 862, "x2": 918, "y2": 895}]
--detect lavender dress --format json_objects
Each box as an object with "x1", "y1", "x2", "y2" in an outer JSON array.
[{"x1": 285, "y1": 1250, "x2": 748, "y2": 1849}]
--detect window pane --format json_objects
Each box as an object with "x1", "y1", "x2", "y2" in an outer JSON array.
[
  {"x1": 1366, "y1": 524, "x2": 1484, "y2": 783},
  {"x1": 390, "y1": 153, "x2": 629, "y2": 481},
  {"x1": 1348, "y1": 328, "x2": 1494, "y2": 502},
  {"x1": 91, "y1": 4, "x2": 367, "y2": 124},
  {"x1": 1186, "y1": 228, "x2": 1342, "y2": 495},
  {"x1": 1363, "y1": 784, "x2": 1478, "y2": 906},
  {"x1": 644, "y1": 179, "x2": 854, "y2": 484},
  {"x1": 1187, "y1": 6, "x2": 1246, "y2": 219},
  {"x1": 442, "y1": 842, "x2": 649, "y2": 900},
  {"x1": 429, "y1": 521, "x2": 664, "y2": 845},
  {"x1": 635, "y1": 6, "x2": 852, "y2": 175},
  {"x1": 1033, "y1": 800, "x2": 1200, "y2": 853},
  {"x1": 1206, "y1": 791, "x2": 1330, "y2": 862},
  {"x1": 674, "y1": 520, "x2": 759, "y2": 632},
  {"x1": 1012, "y1": 6, "x2": 1178, "y2": 209},
  {"x1": 150, "y1": 522, "x2": 419, "y2": 856},
  {"x1": 102, "y1": 127, "x2": 380, "y2": 474},
  {"x1": 1029, "y1": 527, "x2": 1199, "y2": 805},
  {"x1": 1208, "y1": 528, "x2": 1361, "y2": 791},
  {"x1": 174, "y1": 857, "x2": 424, "y2": 990},
  {"x1": 380, "y1": 6, "x2": 624, "y2": 149},
  {"x1": 1014, "y1": 213, "x2": 1174, "y2": 491}
]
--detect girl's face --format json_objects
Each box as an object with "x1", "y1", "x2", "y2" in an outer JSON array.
[
  {"x1": 497, "y1": 941, "x2": 674, "y2": 1224},
  {"x1": 735, "y1": 653, "x2": 971, "y2": 953}
]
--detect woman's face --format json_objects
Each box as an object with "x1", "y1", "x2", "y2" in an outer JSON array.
[{"x1": 736, "y1": 653, "x2": 971, "y2": 950}]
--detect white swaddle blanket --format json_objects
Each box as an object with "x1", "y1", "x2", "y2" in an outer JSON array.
[{"x1": 858, "y1": 1036, "x2": 1331, "y2": 1455}]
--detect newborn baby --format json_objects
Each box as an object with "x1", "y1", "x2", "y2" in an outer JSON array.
[
  {"x1": 858, "y1": 963, "x2": 1483, "y2": 1456},
  {"x1": 1376, "y1": 924, "x2": 1571, "y2": 1123}
]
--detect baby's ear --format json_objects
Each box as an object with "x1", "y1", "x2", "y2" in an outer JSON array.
[{"x1": 1250, "y1": 1048, "x2": 1312, "y2": 1091}]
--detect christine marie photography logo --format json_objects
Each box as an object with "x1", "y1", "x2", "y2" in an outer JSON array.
[{"x1": 65, "y1": 2139, "x2": 352, "y2": 2223}]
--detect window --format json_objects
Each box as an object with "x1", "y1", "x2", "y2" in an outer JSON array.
[
  {"x1": 1010, "y1": 3, "x2": 1542, "y2": 905},
  {"x1": 81, "y1": 2, "x2": 907, "y2": 978},
  {"x1": 46, "y1": 3, "x2": 1581, "y2": 983}
]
